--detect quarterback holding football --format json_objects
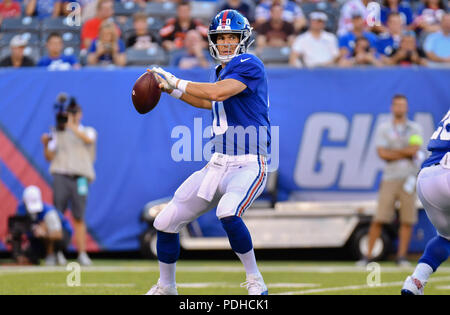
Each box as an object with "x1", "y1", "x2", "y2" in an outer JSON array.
[{"x1": 146, "y1": 9, "x2": 271, "y2": 295}]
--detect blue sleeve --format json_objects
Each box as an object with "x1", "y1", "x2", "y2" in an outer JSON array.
[
  {"x1": 401, "y1": 5, "x2": 413, "y2": 25},
  {"x1": 367, "y1": 33, "x2": 379, "y2": 48},
  {"x1": 88, "y1": 40, "x2": 97, "y2": 53},
  {"x1": 223, "y1": 57, "x2": 263, "y2": 93},
  {"x1": 16, "y1": 203, "x2": 26, "y2": 215},
  {"x1": 380, "y1": 7, "x2": 389, "y2": 25},
  {"x1": 118, "y1": 39, "x2": 125, "y2": 53},
  {"x1": 338, "y1": 35, "x2": 347, "y2": 49},
  {"x1": 376, "y1": 38, "x2": 385, "y2": 54}
]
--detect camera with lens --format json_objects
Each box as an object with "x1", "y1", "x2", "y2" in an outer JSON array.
[
  {"x1": 7, "y1": 215, "x2": 32, "y2": 261},
  {"x1": 54, "y1": 92, "x2": 80, "y2": 131}
]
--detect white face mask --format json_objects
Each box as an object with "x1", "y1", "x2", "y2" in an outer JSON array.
[{"x1": 208, "y1": 30, "x2": 254, "y2": 63}]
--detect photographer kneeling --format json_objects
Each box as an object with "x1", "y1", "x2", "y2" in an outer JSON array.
[
  {"x1": 41, "y1": 94, "x2": 97, "y2": 266},
  {"x1": 11, "y1": 186, "x2": 72, "y2": 265}
]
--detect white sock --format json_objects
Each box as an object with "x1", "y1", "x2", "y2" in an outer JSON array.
[
  {"x1": 412, "y1": 263, "x2": 434, "y2": 283},
  {"x1": 236, "y1": 249, "x2": 260, "y2": 277},
  {"x1": 159, "y1": 261, "x2": 176, "y2": 286}
]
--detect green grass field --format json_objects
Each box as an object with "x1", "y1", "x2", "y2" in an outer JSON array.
[{"x1": 1, "y1": 259, "x2": 449, "y2": 295}]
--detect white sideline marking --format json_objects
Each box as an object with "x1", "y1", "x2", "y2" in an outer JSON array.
[
  {"x1": 177, "y1": 282, "x2": 320, "y2": 289},
  {"x1": 39, "y1": 281, "x2": 319, "y2": 289},
  {"x1": 178, "y1": 282, "x2": 230, "y2": 288},
  {"x1": 273, "y1": 276, "x2": 450, "y2": 295},
  {"x1": 1, "y1": 265, "x2": 450, "y2": 274},
  {"x1": 43, "y1": 283, "x2": 136, "y2": 288},
  {"x1": 268, "y1": 283, "x2": 319, "y2": 288},
  {"x1": 436, "y1": 285, "x2": 450, "y2": 290}
]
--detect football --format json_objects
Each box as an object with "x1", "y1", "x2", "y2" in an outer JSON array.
[{"x1": 131, "y1": 71, "x2": 161, "y2": 114}]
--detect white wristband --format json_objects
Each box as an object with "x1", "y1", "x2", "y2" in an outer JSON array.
[
  {"x1": 177, "y1": 80, "x2": 190, "y2": 93},
  {"x1": 169, "y1": 89, "x2": 182, "y2": 99}
]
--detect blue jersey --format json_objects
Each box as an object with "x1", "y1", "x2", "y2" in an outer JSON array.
[
  {"x1": 338, "y1": 31, "x2": 379, "y2": 56},
  {"x1": 422, "y1": 109, "x2": 450, "y2": 168},
  {"x1": 209, "y1": 53, "x2": 271, "y2": 156},
  {"x1": 377, "y1": 33, "x2": 401, "y2": 56},
  {"x1": 16, "y1": 203, "x2": 73, "y2": 236}
]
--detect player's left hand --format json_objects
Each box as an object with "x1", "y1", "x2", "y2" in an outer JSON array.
[
  {"x1": 151, "y1": 67, "x2": 179, "y2": 90},
  {"x1": 147, "y1": 69, "x2": 172, "y2": 93}
]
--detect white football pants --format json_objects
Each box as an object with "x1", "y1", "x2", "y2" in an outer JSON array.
[
  {"x1": 154, "y1": 153, "x2": 268, "y2": 233},
  {"x1": 417, "y1": 163, "x2": 450, "y2": 240}
]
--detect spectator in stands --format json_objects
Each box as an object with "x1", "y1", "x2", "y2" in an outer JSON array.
[
  {"x1": 337, "y1": 0, "x2": 371, "y2": 36},
  {"x1": 13, "y1": 186, "x2": 72, "y2": 266},
  {"x1": 424, "y1": 13, "x2": 450, "y2": 64},
  {"x1": 80, "y1": 0, "x2": 100, "y2": 23},
  {"x1": 384, "y1": 31, "x2": 428, "y2": 66},
  {"x1": 216, "y1": 0, "x2": 255, "y2": 24},
  {"x1": 0, "y1": 0, "x2": 21, "y2": 21},
  {"x1": 126, "y1": 12, "x2": 159, "y2": 50},
  {"x1": 160, "y1": 1, "x2": 208, "y2": 51},
  {"x1": 255, "y1": 0, "x2": 306, "y2": 33},
  {"x1": 338, "y1": 13, "x2": 378, "y2": 60},
  {"x1": 170, "y1": 29, "x2": 212, "y2": 69},
  {"x1": 0, "y1": 35, "x2": 35, "y2": 67},
  {"x1": 217, "y1": 0, "x2": 255, "y2": 24},
  {"x1": 377, "y1": 12, "x2": 405, "y2": 57},
  {"x1": 25, "y1": 0, "x2": 62, "y2": 19},
  {"x1": 256, "y1": 3, "x2": 295, "y2": 53},
  {"x1": 81, "y1": 0, "x2": 117, "y2": 50},
  {"x1": 87, "y1": 20, "x2": 126, "y2": 66},
  {"x1": 38, "y1": 32, "x2": 80, "y2": 70},
  {"x1": 360, "y1": 94, "x2": 424, "y2": 267},
  {"x1": 380, "y1": 0, "x2": 413, "y2": 28},
  {"x1": 413, "y1": 0, "x2": 447, "y2": 33},
  {"x1": 289, "y1": 11, "x2": 339, "y2": 68},
  {"x1": 338, "y1": 36, "x2": 383, "y2": 67}
]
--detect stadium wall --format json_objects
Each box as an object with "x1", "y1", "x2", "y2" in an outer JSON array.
[{"x1": 0, "y1": 67, "x2": 448, "y2": 251}]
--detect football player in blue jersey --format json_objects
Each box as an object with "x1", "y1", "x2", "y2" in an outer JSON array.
[
  {"x1": 401, "y1": 110, "x2": 450, "y2": 295},
  {"x1": 145, "y1": 10, "x2": 271, "y2": 295}
]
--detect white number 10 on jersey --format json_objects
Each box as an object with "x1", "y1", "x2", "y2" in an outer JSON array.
[
  {"x1": 431, "y1": 110, "x2": 450, "y2": 141},
  {"x1": 212, "y1": 101, "x2": 228, "y2": 135}
]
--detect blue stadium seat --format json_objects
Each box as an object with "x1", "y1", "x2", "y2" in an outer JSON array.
[
  {"x1": 257, "y1": 46, "x2": 291, "y2": 65},
  {"x1": 145, "y1": 2, "x2": 177, "y2": 18},
  {"x1": 300, "y1": 1, "x2": 340, "y2": 33},
  {"x1": 62, "y1": 46, "x2": 81, "y2": 59},
  {"x1": 126, "y1": 46, "x2": 168, "y2": 66},
  {"x1": 147, "y1": 16, "x2": 165, "y2": 33},
  {"x1": 114, "y1": 1, "x2": 140, "y2": 16},
  {"x1": 190, "y1": 1, "x2": 216, "y2": 21},
  {"x1": 0, "y1": 32, "x2": 40, "y2": 48},
  {"x1": 0, "y1": 17, "x2": 40, "y2": 33},
  {"x1": 41, "y1": 17, "x2": 81, "y2": 32}
]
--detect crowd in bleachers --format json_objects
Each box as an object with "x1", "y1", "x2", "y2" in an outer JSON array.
[{"x1": 0, "y1": 0, "x2": 448, "y2": 69}]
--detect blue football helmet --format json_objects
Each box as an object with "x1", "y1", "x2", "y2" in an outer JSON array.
[{"x1": 207, "y1": 9, "x2": 253, "y2": 63}]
